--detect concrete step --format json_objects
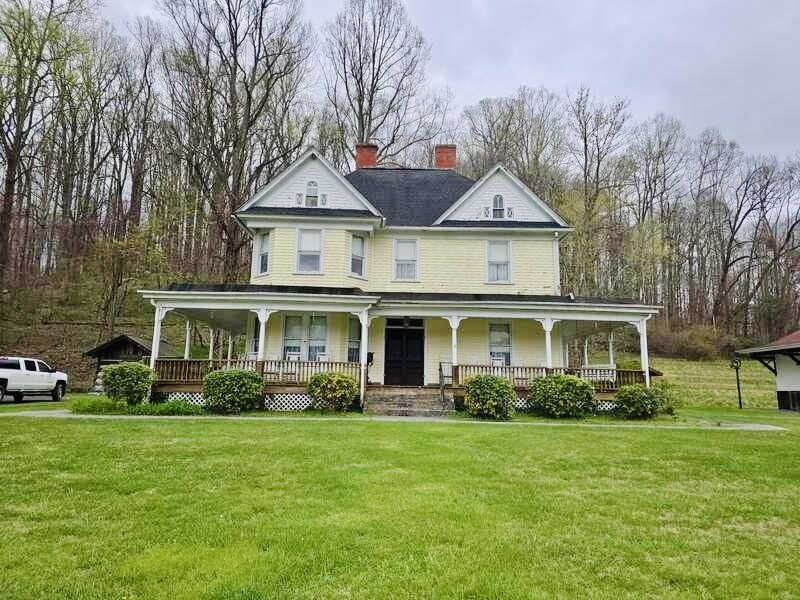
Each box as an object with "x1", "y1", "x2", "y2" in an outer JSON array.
[
  {"x1": 364, "y1": 385, "x2": 451, "y2": 416},
  {"x1": 367, "y1": 407, "x2": 449, "y2": 418}
]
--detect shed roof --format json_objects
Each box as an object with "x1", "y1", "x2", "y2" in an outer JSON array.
[
  {"x1": 736, "y1": 330, "x2": 800, "y2": 357},
  {"x1": 83, "y1": 334, "x2": 177, "y2": 359}
]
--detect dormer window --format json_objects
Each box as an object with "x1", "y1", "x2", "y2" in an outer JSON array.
[
  {"x1": 305, "y1": 181, "x2": 318, "y2": 207},
  {"x1": 492, "y1": 195, "x2": 504, "y2": 219}
]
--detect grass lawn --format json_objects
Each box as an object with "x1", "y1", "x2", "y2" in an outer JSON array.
[{"x1": 1, "y1": 408, "x2": 799, "y2": 598}]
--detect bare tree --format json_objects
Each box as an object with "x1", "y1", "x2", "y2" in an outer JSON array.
[{"x1": 323, "y1": 0, "x2": 448, "y2": 166}]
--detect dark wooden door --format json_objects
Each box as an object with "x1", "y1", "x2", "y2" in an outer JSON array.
[{"x1": 384, "y1": 327, "x2": 424, "y2": 385}]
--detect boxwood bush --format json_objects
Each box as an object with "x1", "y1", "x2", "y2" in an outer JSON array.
[
  {"x1": 614, "y1": 384, "x2": 660, "y2": 419},
  {"x1": 102, "y1": 362, "x2": 154, "y2": 405},
  {"x1": 527, "y1": 374, "x2": 594, "y2": 418},
  {"x1": 463, "y1": 375, "x2": 515, "y2": 420},
  {"x1": 307, "y1": 372, "x2": 358, "y2": 411},
  {"x1": 202, "y1": 369, "x2": 264, "y2": 414}
]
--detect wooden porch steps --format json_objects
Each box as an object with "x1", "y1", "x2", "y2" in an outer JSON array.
[{"x1": 365, "y1": 386, "x2": 451, "y2": 417}]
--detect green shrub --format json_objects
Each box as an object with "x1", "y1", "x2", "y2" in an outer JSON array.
[
  {"x1": 127, "y1": 400, "x2": 204, "y2": 416},
  {"x1": 614, "y1": 384, "x2": 660, "y2": 419},
  {"x1": 527, "y1": 375, "x2": 594, "y2": 418},
  {"x1": 651, "y1": 379, "x2": 679, "y2": 415},
  {"x1": 202, "y1": 369, "x2": 264, "y2": 414},
  {"x1": 102, "y1": 362, "x2": 154, "y2": 405},
  {"x1": 307, "y1": 372, "x2": 358, "y2": 411},
  {"x1": 463, "y1": 375, "x2": 515, "y2": 420},
  {"x1": 70, "y1": 396, "x2": 127, "y2": 414}
]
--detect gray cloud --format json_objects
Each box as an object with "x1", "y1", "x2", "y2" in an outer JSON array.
[{"x1": 100, "y1": 0, "x2": 800, "y2": 157}]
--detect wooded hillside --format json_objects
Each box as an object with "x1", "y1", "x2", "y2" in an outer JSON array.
[{"x1": 1, "y1": 0, "x2": 798, "y2": 375}]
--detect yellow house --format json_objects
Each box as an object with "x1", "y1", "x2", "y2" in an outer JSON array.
[{"x1": 140, "y1": 144, "x2": 658, "y2": 413}]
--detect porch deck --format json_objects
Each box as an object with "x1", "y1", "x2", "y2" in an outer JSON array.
[{"x1": 152, "y1": 358, "x2": 648, "y2": 395}]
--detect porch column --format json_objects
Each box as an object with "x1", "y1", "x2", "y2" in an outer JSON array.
[
  {"x1": 353, "y1": 310, "x2": 371, "y2": 405},
  {"x1": 227, "y1": 333, "x2": 234, "y2": 365},
  {"x1": 252, "y1": 308, "x2": 273, "y2": 361},
  {"x1": 446, "y1": 316, "x2": 465, "y2": 366},
  {"x1": 583, "y1": 338, "x2": 589, "y2": 367},
  {"x1": 149, "y1": 304, "x2": 172, "y2": 370},
  {"x1": 183, "y1": 320, "x2": 192, "y2": 360},
  {"x1": 535, "y1": 318, "x2": 559, "y2": 369},
  {"x1": 630, "y1": 318, "x2": 651, "y2": 387},
  {"x1": 208, "y1": 328, "x2": 215, "y2": 361},
  {"x1": 608, "y1": 331, "x2": 615, "y2": 365}
]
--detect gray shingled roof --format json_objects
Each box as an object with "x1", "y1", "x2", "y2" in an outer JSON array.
[{"x1": 344, "y1": 168, "x2": 475, "y2": 226}]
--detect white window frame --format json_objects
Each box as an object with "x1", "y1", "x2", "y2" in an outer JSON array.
[
  {"x1": 347, "y1": 315, "x2": 361, "y2": 363},
  {"x1": 281, "y1": 313, "x2": 329, "y2": 361},
  {"x1": 393, "y1": 237, "x2": 419, "y2": 282},
  {"x1": 487, "y1": 321, "x2": 512, "y2": 366},
  {"x1": 295, "y1": 228, "x2": 324, "y2": 274},
  {"x1": 305, "y1": 181, "x2": 319, "y2": 207},
  {"x1": 350, "y1": 233, "x2": 367, "y2": 279},
  {"x1": 258, "y1": 232, "x2": 270, "y2": 274},
  {"x1": 492, "y1": 194, "x2": 505, "y2": 220},
  {"x1": 486, "y1": 240, "x2": 512, "y2": 284}
]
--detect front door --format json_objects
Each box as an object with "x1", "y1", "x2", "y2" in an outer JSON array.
[{"x1": 384, "y1": 319, "x2": 424, "y2": 385}]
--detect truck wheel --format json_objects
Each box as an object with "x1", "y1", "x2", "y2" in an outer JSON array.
[{"x1": 52, "y1": 382, "x2": 65, "y2": 402}]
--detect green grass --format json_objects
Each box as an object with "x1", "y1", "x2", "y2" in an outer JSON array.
[{"x1": 1, "y1": 408, "x2": 799, "y2": 598}]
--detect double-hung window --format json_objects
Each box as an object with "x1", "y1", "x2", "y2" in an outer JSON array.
[
  {"x1": 282, "y1": 315, "x2": 328, "y2": 360},
  {"x1": 489, "y1": 323, "x2": 512, "y2": 366},
  {"x1": 492, "y1": 195, "x2": 504, "y2": 219},
  {"x1": 347, "y1": 316, "x2": 361, "y2": 362},
  {"x1": 351, "y1": 234, "x2": 366, "y2": 277},
  {"x1": 487, "y1": 241, "x2": 510, "y2": 283},
  {"x1": 258, "y1": 233, "x2": 270, "y2": 274},
  {"x1": 305, "y1": 181, "x2": 318, "y2": 207},
  {"x1": 394, "y1": 239, "x2": 418, "y2": 280},
  {"x1": 297, "y1": 229, "x2": 322, "y2": 273}
]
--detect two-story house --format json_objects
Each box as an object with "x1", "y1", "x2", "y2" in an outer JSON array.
[{"x1": 140, "y1": 144, "x2": 658, "y2": 410}]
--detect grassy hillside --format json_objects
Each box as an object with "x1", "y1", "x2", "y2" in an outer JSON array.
[{"x1": 650, "y1": 356, "x2": 776, "y2": 408}]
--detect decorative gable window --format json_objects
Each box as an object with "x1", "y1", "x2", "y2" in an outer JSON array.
[
  {"x1": 258, "y1": 233, "x2": 270, "y2": 274},
  {"x1": 394, "y1": 238, "x2": 418, "y2": 280},
  {"x1": 489, "y1": 323, "x2": 512, "y2": 365},
  {"x1": 297, "y1": 229, "x2": 322, "y2": 273},
  {"x1": 305, "y1": 181, "x2": 319, "y2": 207},
  {"x1": 487, "y1": 241, "x2": 510, "y2": 282},
  {"x1": 492, "y1": 195, "x2": 504, "y2": 219},
  {"x1": 351, "y1": 234, "x2": 366, "y2": 277}
]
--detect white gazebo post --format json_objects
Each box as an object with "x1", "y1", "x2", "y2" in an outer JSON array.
[
  {"x1": 354, "y1": 310, "x2": 371, "y2": 406},
  {"x1": 446, "y1": 316, "x2": 465, "y2": 383},
  {"x1": 208, "y1": 328, "x2": 215, "y2": 361},
  {"x1": 630, "y1": 318, "x2": 651, "y2": 387},
  {"x1": 608, "y1": 331, "x2": 615, "y2": 365},
  {"x1": 149, "y1": 303, "x2": 172, "y2": 370},
  {"x1": 536, "y1": 318, "x2": 559, "y2": 370},
  {"x1": 183, "y1": 320, "x2": 192, "y2": 360}
]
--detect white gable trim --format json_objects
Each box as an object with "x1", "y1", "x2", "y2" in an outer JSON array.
[
  {"x1": 432, "y1": 164, "x2": 569, "y2": 227},
  {"x1": 236, "y1": 147, "x2": 383, "y2": 217}
]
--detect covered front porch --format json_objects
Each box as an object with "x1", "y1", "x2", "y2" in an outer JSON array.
[{"x1": 139, "y1": 285, "x2": 660, "y2": 407}]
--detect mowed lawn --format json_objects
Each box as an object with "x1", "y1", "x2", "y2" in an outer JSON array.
[{"x1": 1, "y1": 411, "x2": 799, "y2": 599}]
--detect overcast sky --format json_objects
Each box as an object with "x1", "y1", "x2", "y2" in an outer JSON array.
[{"x1": 103, "y1": 0, "x2": 800, "y2": 158}]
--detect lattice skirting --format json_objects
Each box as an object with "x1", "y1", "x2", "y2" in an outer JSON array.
[
  {"x1": 165, "y1": 392, "x2": 204, "y2": 406},
  {"x1": 265, "y1": 393, "x2": 313, "y2": 411},
  {"x1": 513, "y1": 395, "x2": 617, "y2": 413},
  {"x1": 514, "y1": 396, "x2": 528, "y2": 410}
]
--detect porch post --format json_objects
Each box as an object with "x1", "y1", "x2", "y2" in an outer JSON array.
[
  {"x1": 446, "y1": 316, "x2": 465, "y2": 381},
  {"x1": 354, "y1": 310, "x2": 371, "y2": 406},
  {"x1": 536, "y1": 318, "x2": 558, "y2": 369},
  {"x1": 227, "y1": 333, "x2": 233, "y2": 365},
  {"x1": 255, "y1": 309, "x2": 271, "y2": 361},
  {"x1": 183, "y1": 320, "x2": 192, "y2": 360},
  {"x1": 630, "y1": 318, "x2": 651, "y2": 387},
  {"x1": 583, "y1": 338, "x2": 589, "y2": 367},
  {"x1": 208, "y1": 328, "x2": 215, "y2": 361},
  {"x1": 149, "y1": 303, "x2": 172, "y2": 370},
  {"x1": 608, "y1": 331, "x2": 615, "y2": 365}
]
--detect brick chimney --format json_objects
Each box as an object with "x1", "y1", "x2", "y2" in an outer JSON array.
[
  {"x1": 355, "y1": 143, "x2": 378, "y2": 169},
  {"x1": 434, "y1": 144, "x2": 457, "y2": 169}
]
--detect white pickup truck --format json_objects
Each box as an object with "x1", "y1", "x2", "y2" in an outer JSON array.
[{"x1": 0, "y1": 357, "x2": 68, "y2": 402}]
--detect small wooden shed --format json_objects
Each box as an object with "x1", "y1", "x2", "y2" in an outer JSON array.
[
  {"x1": 737, "y1": 330, "x2": 800, "y2": 410},
  {"x1": 84, "y1": 334, "x2": 176, "y2": 391}
]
